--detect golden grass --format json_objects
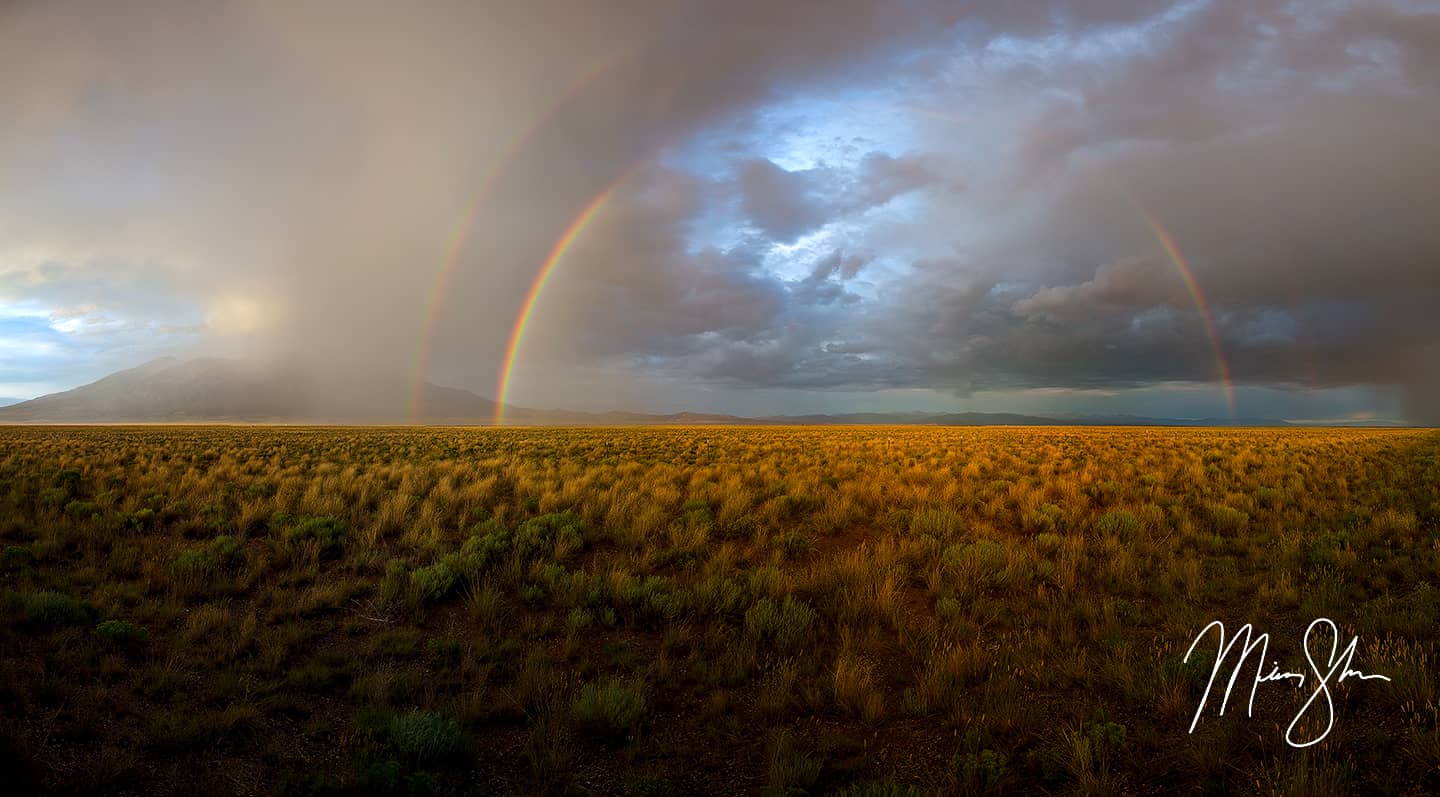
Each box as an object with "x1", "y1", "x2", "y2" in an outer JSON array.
[{"x1": 0, "y1": 424, "x2": 1435, "y2": 794}]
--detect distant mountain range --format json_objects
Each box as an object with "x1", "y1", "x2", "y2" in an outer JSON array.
[
  {"x1": 0, "y1": 357, "x2": 1407, "y2": 426},
  {"x1": 0, "y1": 357, "x2": 512, "y2": 424}
]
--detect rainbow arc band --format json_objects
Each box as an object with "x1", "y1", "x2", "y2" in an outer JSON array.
[
  {"x1": 490, "y1": 189, "x2": 1237, "y2": 424},
  {"x1": 493, "y1": 170, "x2": 636, "y2": 426},
  {"x1": 415, "y1": 79, "x2": 1235, "y2": 425},
  {"x1": 406, "y1": 54, "x2": 630, "y2": 423},
  {"x1": 1133, "y1": 206, "x2": 1237, "y2": 418}
]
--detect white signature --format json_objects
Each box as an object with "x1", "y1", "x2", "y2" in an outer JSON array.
[{"x1": 1184, "y1": 618, "x2": 1391, "y2": 748}]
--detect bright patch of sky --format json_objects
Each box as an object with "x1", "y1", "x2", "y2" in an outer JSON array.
[
  {"x1": 766, "y1": 228, "x2": 836, "y2": 282},
  {"x1": 0, "y1": 284, "x2": 205, "y2": 398},
  {"x1": 669, "y1": 84, "x2": 923, "y2": 266}
]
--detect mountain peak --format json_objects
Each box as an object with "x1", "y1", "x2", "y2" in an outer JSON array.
[{"x1": 0, "y1": 357, "x2": 498, "y2": 424}]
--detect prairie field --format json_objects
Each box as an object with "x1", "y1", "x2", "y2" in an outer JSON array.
[{"x1": 0, "y1": 425, "x2": 1437, "y2": 796}]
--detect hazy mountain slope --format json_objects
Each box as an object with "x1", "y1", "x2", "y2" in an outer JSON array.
[
  {"x1": 0, "y1": 358, "x2": 300, "y2": 421},
  {"x1": 0, "y1": 358, "x2": 507, "y2": 423}
]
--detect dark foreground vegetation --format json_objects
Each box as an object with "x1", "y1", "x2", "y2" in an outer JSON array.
[{"x1": 0, "y1": 425, "x2": 1436, "y2": 795}]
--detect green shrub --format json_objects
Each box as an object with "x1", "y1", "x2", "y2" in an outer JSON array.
[
  {"x1": 380, "y1": 559, "x2": 408, "y2": 606},
  {"x1": 22, "y1": 591, "x2": 94, "y2": 627},
  {"x1": 1162, "y1": 649, "x2": 1214, "y2": 688},
  {"x1": 744, "y1": 597, "x2": 815, "y2": 652},
  {"x1": 935, "y1": 597, "x2": 963, "y2": 623},
  {"x1": 64, "y1": 500, "x2": 99, "y2": 520},
  {"x1": 120, "y1": 507, "x2": 156, "y2": 531},
  {"x1": 388, "y1": 710, "x2": 464, "y2": 763},
  {"x1": 682, "y1": 500, "x2": 712, "y2": 527},
  {"x1": 570, "y1": 677, "x2": 647, "y2": 742},
  {"x1": 517, "y1": 583, "x2": 546, "y2": 605},
  {"x1": 618, "y1": 575, "x2": 685, "y2": 624},
  {"x1": 1085, "y1": 719, "x2": 1126, "y2": 754},
  {"x1": 174, "y1": 548, "x2": 217, "y2": 578},
  {"x1": 1094, "y1": 510, "x2": 1141, "y2": 539},
  {"x1": 95, "y1": 619, "x2": 148, "y2": 647},
  {"x1": 942, "y1": 539, "x2": 1007, "y2": 572},
  {"x1": 39, "y1": 487, "x2": 69, "y2": 508},
  {"x1": 774, "y1": 493, "x2": 818, "y2": 519},
  {"x1": 955, "y1": 748, "x2": 1009, "y2": 790},
  {"x1": 1205, "y1": 504, "x2": 1249, "y2": 534},
  {"x1": 1022, "y1": 503, "x2": 1066, "y2": 534},
  {"x1": 1254, "y1": 487, "x2": 1284, "y2": 508},
  {"x1": 719, "y1": 514, "x2": 759, "y2": 540},
  {"x1": 450, "y1": 530, "x2": 504, "y2": 579},
  {"x1": 1085, "y1": 479, "x2": 1123, "y2": 505},
  {"x1": 52, "y1": 468, "x2": 82, "y2": 494},
  {"x1": 1035, "y1": 533, "x2": 1064, "y2": 554},
  {"x1": 1308, "y1": 531, "x2": 1349, "y2": 567},
  {"x1": 514, "y1": 512, "x2": 585, "y2": 561},
  {"x1": 911, "y1": 508, "x2": 964, "y2": 537},
  {"x1": 287, "y1": 516, "x2": 346, "y2": 551},
  {"x1": 777, "y1": 532, "x2": 810, "y2": 559},
  {"x1": 175, "y1": 535, "x2": 245, "y2": 579},
  {"x1": 210, "y1": 535, "x2": 243, "y2": 561},
  {"x1": 695, "y1": 575, "x2": 747, "y2": 619},
  {"x1": 566, "y1": 606, "x2": 594, "y2": 633},
  {"x1": 408, "y1": 561, "x2": 458, "y2": 605}
]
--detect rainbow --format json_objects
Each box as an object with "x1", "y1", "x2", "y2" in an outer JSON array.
[
  {"x1": 1135, "y1": 207, "x2": 1237, "y2": 418},
  {"x1": 406, "y1": 54, "x2": 629, "y2": 423},
  {"x1": 493, "y1": 170, "x2": 635, "y2": 425}
]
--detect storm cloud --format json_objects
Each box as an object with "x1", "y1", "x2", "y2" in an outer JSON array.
[{"x1": 2, "y1": 0, "x2": 1436, "y2": 420}]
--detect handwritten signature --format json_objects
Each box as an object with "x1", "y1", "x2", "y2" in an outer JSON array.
[{"x1": 1184, "y1": 618, "x2": 1391, "y2": 747}]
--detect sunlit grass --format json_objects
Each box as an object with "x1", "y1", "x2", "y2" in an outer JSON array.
[{"x1": 0, "y1": 424, "x2": 1435, "y2": 793}]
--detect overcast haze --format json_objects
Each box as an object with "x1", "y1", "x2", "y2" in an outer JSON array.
[{"x1": 2, "y1": 0, "x2": 1437, "y2": 421}]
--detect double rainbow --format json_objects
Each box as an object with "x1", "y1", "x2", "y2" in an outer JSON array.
[
  {"x1": 406, "y1": 54, "x2": 629, "y2": 423},
  {"x1": 492, "y1": 170, "x2": 636, "y2": 425},
  {"x1": 414, "y1": 81, "x2": 1237, "y2": 425},
  {"x1": 487, "y1": 190, "x2": 1238, "y2": 423}
]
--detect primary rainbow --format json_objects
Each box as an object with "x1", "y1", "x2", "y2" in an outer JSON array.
[
  {"x1": 406, "y1": 54, "x2": 628, "y2": 423},
  {"x1": 492, "y1": 171, "x2": 633, "y2": 425},
  {"x1": 1135, "y1": 207, "x2": 1237, "y2": 418}
]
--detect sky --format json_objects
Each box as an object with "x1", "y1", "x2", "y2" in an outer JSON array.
[{"x1": 2, "y1": 0, "x2": 1437, "y2": 422}]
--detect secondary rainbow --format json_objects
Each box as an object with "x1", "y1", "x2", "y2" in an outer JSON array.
[
  {"x1": 406, "y1": 54, "x2": 629, "y2": 423},
  {"x1": 1136, "y1": 207, "x2": 1237, "y2": 418},
  {"x1": 492, "y1": 171, "x2": 633, "y2": 425}
]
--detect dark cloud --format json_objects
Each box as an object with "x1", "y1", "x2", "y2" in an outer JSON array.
[
  {"x1": 736, "y1": 159, "x2": 833, "y2": 243},
  {"x1": 2, "y1": 0, "x2": 1436, "y2": 420},
  {"x1": 736, "y1": 153, "x2": 944, "y2": 242}
]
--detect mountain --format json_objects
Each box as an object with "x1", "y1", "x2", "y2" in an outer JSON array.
[
  {"x1": 0, "y1": 358, "x2": 1328, "y2": 426},
  {"x1": 0, "y1": 358, "x2": 502, "y2": 424},
  {"x1": 0, "y1": 358, "x2": 761, "y2": 425}
]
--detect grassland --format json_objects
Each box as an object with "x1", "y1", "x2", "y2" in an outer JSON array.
[{"x1": 0, "y1": 425, "x2": 1436, "y2": 795}]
